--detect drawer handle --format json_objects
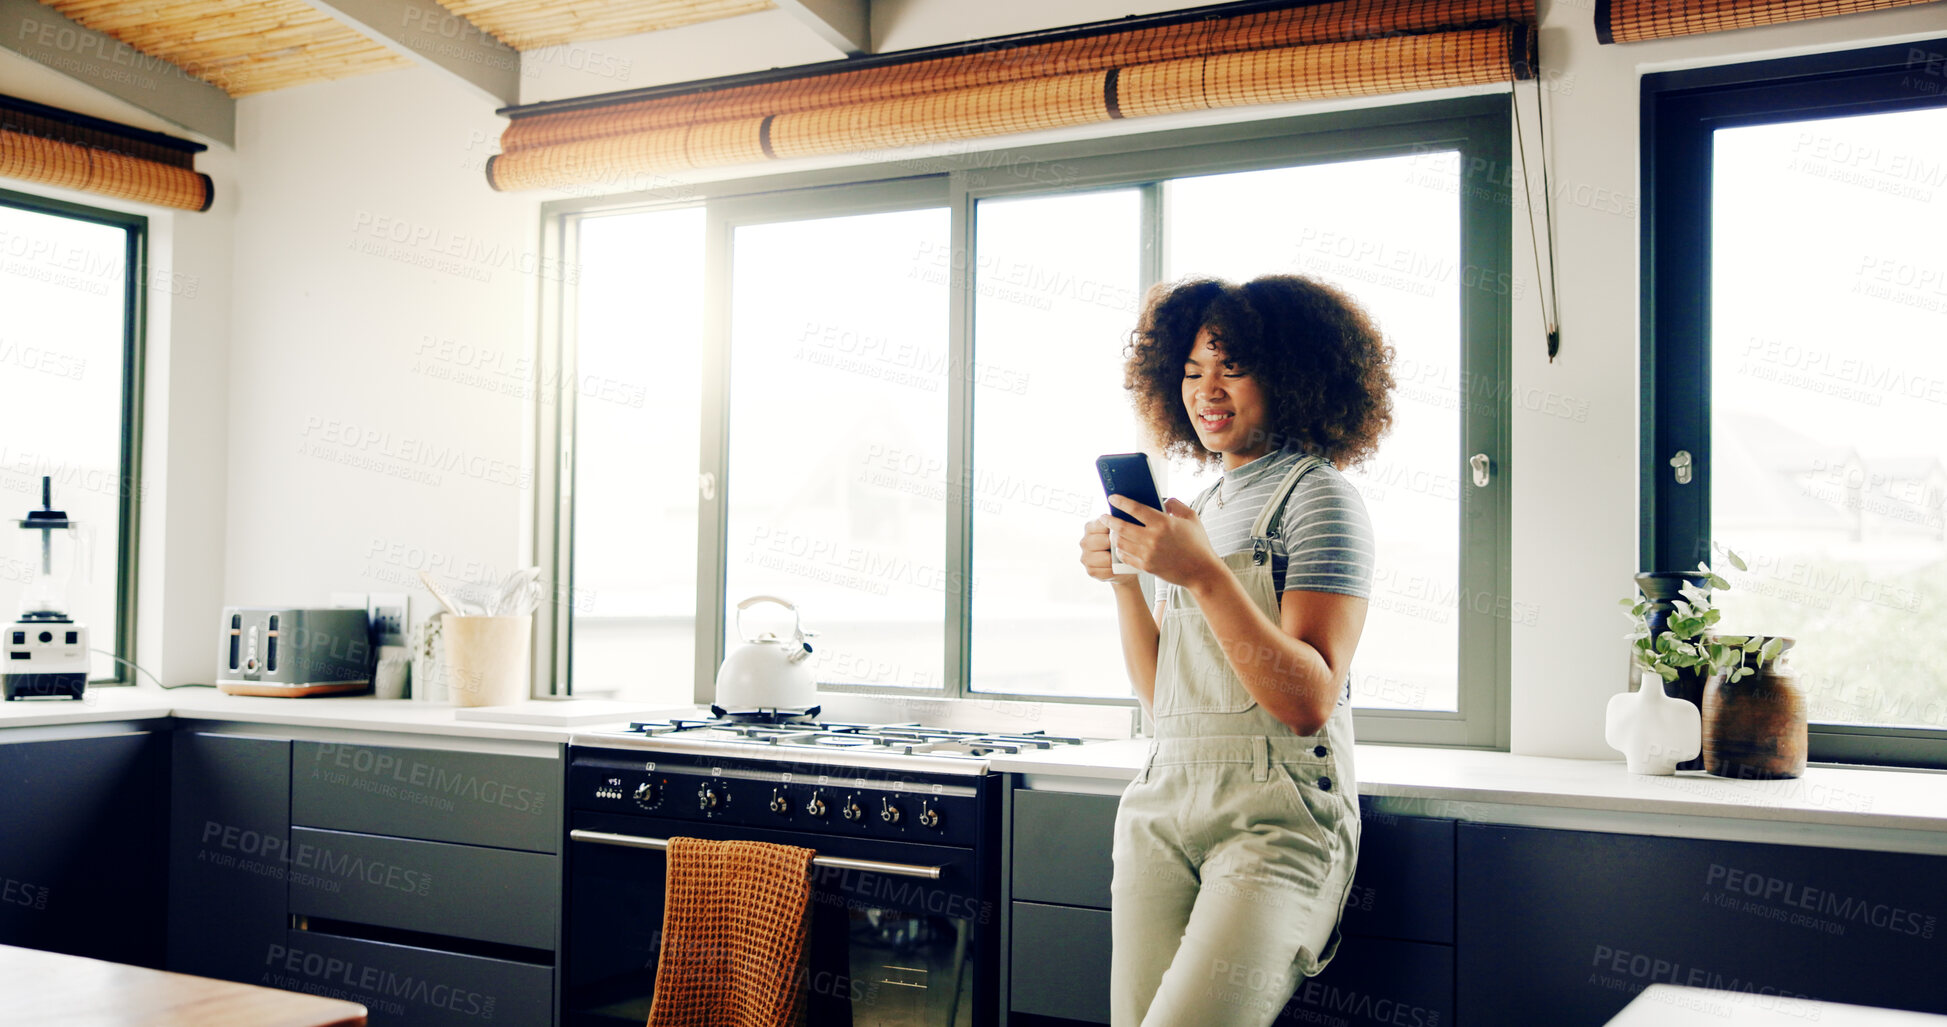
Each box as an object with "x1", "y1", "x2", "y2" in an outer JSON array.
[{"x1": 569, "y1": 829, "x2": 944, "y2": 880}]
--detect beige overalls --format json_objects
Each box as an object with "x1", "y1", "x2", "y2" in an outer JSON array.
[{"x1": 1109, "y1": 455, "x2": 1362, "y2": 1027}]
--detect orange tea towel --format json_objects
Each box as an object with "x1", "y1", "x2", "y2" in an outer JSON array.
[{"x1": 645, "y1": 836, "x2": 818, "y2": 1027}]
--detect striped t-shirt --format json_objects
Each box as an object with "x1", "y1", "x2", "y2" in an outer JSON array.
[{"x1": 1190, "y1": 447, "x2": 1375, "y2": 599}]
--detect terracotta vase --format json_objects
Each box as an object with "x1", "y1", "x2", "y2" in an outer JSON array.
[
  {"x1": 1702, "y1": 638, "x2": 1807, "y2": 780},
  {"x1": 1631, "y1": 572, "x2": 1712, "y2": 771}
]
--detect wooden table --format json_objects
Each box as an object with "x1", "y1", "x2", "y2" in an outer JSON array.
[
  {"x1": 1608, "y1": 985, "x2": 1947, "y2": 1026},
  {"x1": 0, "y1": 944, "x2": 366, "y2": 1026}
]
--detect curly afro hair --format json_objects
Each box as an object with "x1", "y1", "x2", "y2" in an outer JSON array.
[{"x1": 1123, "y1": 274, "x2": 1396, "y2": 470}]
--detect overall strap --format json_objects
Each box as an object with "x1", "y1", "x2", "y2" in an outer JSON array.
[{"x1": 1249, "y1": 454, "x2": 1325, "y2": 539}]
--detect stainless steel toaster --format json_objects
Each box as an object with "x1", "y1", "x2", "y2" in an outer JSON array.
[{"x1": 217, "y1": 607, "x2": 373, "y2": 697}]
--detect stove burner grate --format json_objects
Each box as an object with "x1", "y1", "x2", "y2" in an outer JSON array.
[{"x1": 621, "y1": 714, "x2": 1086, "y2": 758}]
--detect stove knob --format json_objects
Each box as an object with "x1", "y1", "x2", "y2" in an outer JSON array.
[
  {"x1": 918, "y1": 805, "x2": 942, "y2": 829},
  {"x1": 880, "y1": 799, "x2": 901, "y2": 824},
  {"x1": 696, "y1": 785, "x2": 721, "y2": 811},
  {"x1": 805, "y1": 793, "x2": 828, "y2": 818},
  {"x1": 632, "y1": 781, "x2": 659, "y2": 805},
  {"x1": 840, "y1": 796, "x2": 864, "y2": 822},
  {"x1": 769, "y1": 789, "x2": 791, "y2": 814}
]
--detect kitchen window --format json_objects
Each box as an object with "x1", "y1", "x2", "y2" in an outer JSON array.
[
  {"x1": 546, "y1": 95, "x2": 1511, "y2": 748},
  {"x1": 0, "y1": 188, "x2": 145, "y2": 684},
  {"x1": 1643, "y1": 39, "x2": 1947, "y2": 767}
]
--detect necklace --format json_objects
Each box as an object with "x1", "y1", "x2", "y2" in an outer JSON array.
[{"x1": 1213, "y1": 453, "x2": 1278, "y2": 509}]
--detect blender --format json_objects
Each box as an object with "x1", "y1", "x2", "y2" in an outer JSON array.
[{"x1": 4, "y1": 477, "x2": 91, "y2": 700}]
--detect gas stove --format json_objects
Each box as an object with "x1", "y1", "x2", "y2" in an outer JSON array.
[
  {"x1": 564, "y1": 706, "x2": 1059, "y2": 1025},
  {"x1": 571, "y1": 707, "x2": 1087, "y2": 775}
]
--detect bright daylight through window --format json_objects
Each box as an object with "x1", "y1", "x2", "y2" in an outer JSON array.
[
  {"x1": 971, "y1": 153, "x2": 1465, "y2": 708},
  {"x1": 0, "y1": 198, "x2": 136, "y2": 682},
  {"x1": 1709, "y1": 106, "x2": 1947, "y2": 732},
  {"x1": 559, "y1": 103, "x2": 1506, "y2": 727}
]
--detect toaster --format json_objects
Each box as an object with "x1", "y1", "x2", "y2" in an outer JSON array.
[{"x1": 217, "y1": 607, "x2": 373, "y2": 697}]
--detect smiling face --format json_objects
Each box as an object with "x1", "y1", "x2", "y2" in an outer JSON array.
[{"x1": 1181, "y1": 325, "x2": 1271, "y2": 470}]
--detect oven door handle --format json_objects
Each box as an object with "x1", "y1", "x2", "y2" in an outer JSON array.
[{"x1": 570, "y1": 829, "x2": 945, "y2": 880}]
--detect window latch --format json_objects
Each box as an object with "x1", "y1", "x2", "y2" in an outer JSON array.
[
  {"x1": 1670, "y1": 450, "x2": 1693, "y2": 485},
  {"x1": 1469, "y1": 453, "x2": 1491, "y2": 488}
]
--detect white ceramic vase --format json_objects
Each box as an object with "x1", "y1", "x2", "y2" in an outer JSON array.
[{"x1": 1605, "y1": 672, "x2": 1702, "y2": 775}]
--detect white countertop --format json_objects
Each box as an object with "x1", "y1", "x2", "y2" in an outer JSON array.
[
  {"x1": 0, "y1": 687, "x2": 685, "y2": 744},
  {"x1": 11, "y1": 689, "x2": 1947, "y2": 847},
  {"x1": 991, "y1": 738, "x2": 1947, "y2": 843}
]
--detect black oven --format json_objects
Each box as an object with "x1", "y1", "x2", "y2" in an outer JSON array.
[{"x1": 564, "y1": 748, "x2": 1000, "y2": 1026}]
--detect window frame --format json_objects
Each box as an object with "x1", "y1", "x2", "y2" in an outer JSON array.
[
  {"x1": 537, "y1": 93, "x2": 1513, "y2": 749},
  {"x1": 1642, "y1": 38, "x2": 1947, "y2": 768},
  {"x1": 0, "y1": 186, "x2": 147, "y2": 685}
]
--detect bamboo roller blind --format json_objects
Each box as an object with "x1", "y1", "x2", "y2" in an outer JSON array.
[
  {"x1": 1596, "y1": 0, "x2": 1942, "y2": 43},
  {"x1": 487, "y1": 0, "x2": 1537, "y2": 192},
  {"x1": 0, "y1": 97, "x2": 212, "y2": 212}
]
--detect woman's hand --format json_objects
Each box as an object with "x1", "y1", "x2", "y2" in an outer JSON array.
[
  {"x1": 1104, "y1": 496, "x2": 1225, "y2": 592},
  {"x1": 1079, "y1": 515, "x2": 1138, "y2": 586}
]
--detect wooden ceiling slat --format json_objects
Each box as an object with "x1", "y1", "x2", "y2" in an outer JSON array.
[
  {"x1": 39, "y1": 0, "x2": 410, "y2": 95},
  {"x1": 34, "y1": 0, "x2": 783, "y2": 96},
  {"x1": 433, "y1": 0, "x2": 774, "y2": 51}
]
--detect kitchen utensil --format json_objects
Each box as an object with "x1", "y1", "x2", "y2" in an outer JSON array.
[
  {"x1": 490, "y1": 567, "x2": 542, "y2": 616},
  {"x1": 419, "y1": 571, "x2": 465, "y2": 616},
  {"x1": 4, "y1": 478, "x2": 91, "y2": 701},
  {"x1": 714, "y1": 596, "x2": 818, "y2": 710},
  {"x1": 216, "y1": 607, "x2": 373, "y2": 697},
  {"x1": 443, "y1": 614, "x2": 532, "y2": 707}
]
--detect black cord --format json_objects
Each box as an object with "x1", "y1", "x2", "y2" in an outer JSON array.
[
  {"x1": 1511, "y1": 60, "x2": 1562, "y2": 362},
  {"x1": 90, "y1": 648, "x2": 214, "y2": 689}
]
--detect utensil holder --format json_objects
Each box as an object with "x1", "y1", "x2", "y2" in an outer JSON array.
[{"x1": 443, "y1": 615, "x2": 532, "y2": 707}]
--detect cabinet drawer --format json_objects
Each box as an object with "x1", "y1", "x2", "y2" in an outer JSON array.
[
  {"x1": 1013, "y1": 789, "x2": 1120, "y2": 909},
  {"x1": 293, "y1": 741, "x2": 560, "y2": 853},
  {"x1": 1342, "y1": 798, "x2": 1455, "y2": 944},
  {"x1": 1287, "y1": 935, "x2": 1453, "y2": 1027},
  {"x1": 1011, "y1": 901, "x2": 1112, "y2": 1022},
  {"x1": 269, "y1": 929, "x2": 551, "y2": 1027},
  {"x1": 287, "y1": 828, "x2": 557, "y2": 949}
]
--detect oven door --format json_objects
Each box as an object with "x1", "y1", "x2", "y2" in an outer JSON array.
[{"x1": 565, "y1": 810, "x2": 993, "y2": 1027}]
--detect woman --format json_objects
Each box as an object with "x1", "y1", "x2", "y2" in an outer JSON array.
[{"x1": 1079, "y1": 274, "x2": 1394, "y2": 1026}]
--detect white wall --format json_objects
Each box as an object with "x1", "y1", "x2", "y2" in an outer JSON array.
[{"x1": 224, "y1": 67, "x2": 536, "y2": 630}]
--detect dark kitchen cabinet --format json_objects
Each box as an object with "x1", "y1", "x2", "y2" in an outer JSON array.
[
  {"x1": 1003, "y1": 784, "x2": 1457, "y2": 1026},
  {"x1": 168, "y1": 730, "x2": 292, "y2": 984},
  {"x1": 271, "y1": 928, "x2": 554, "y2": 1026},
  {"x1": 1458, "y1": 823, "x2": 1947, "y2": 1025},
  {"x1": 292, "y1": 740, "x2": 560, "y2": 853},
  {"x1": 164, "y1": 733, "x2": 565, "y2": 1025},
  {"x1": 286, "y1": 739, "x2": 563, "y2": 1026},
  {"x1": 0, "y1": 731, "x2": 168, "y2": 967}
]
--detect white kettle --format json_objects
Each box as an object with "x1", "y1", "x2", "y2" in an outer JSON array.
[{"x1": 713, "y1": 596, "x2": 818, "y2": 710}]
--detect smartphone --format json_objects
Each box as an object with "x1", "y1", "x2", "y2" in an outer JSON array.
[
  {"x1": 1095, "y1": 453, "x2": 1163, "y2": 525},
  {"x1": 1096, "y1": 453, "x2": 1163, "y2": 576}
]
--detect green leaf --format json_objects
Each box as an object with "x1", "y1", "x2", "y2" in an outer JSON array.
[
  {"x1": 1761, "y1": 637, "x2": 1784, "y2": 662},
  {"x1": 1726, "y1": 549, "x2": 1748, "y2": 572},
  {"x1": 1657, "y1": 664, "x2": 1679, "y2": 682},
  {"x1": 1731, "y1": 667, "x2": 1751, "y2": 682},
  {"x1": 1702, "y1": 608, "x2": 1722, "y2": 626},
  {"x1": 1708, "y1": 574, "x2": 1731, "y2": 591}
]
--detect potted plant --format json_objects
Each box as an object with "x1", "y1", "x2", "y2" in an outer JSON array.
[{"x1": 1619, "y1": 547, "x2": 1805, "y2": 778}]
